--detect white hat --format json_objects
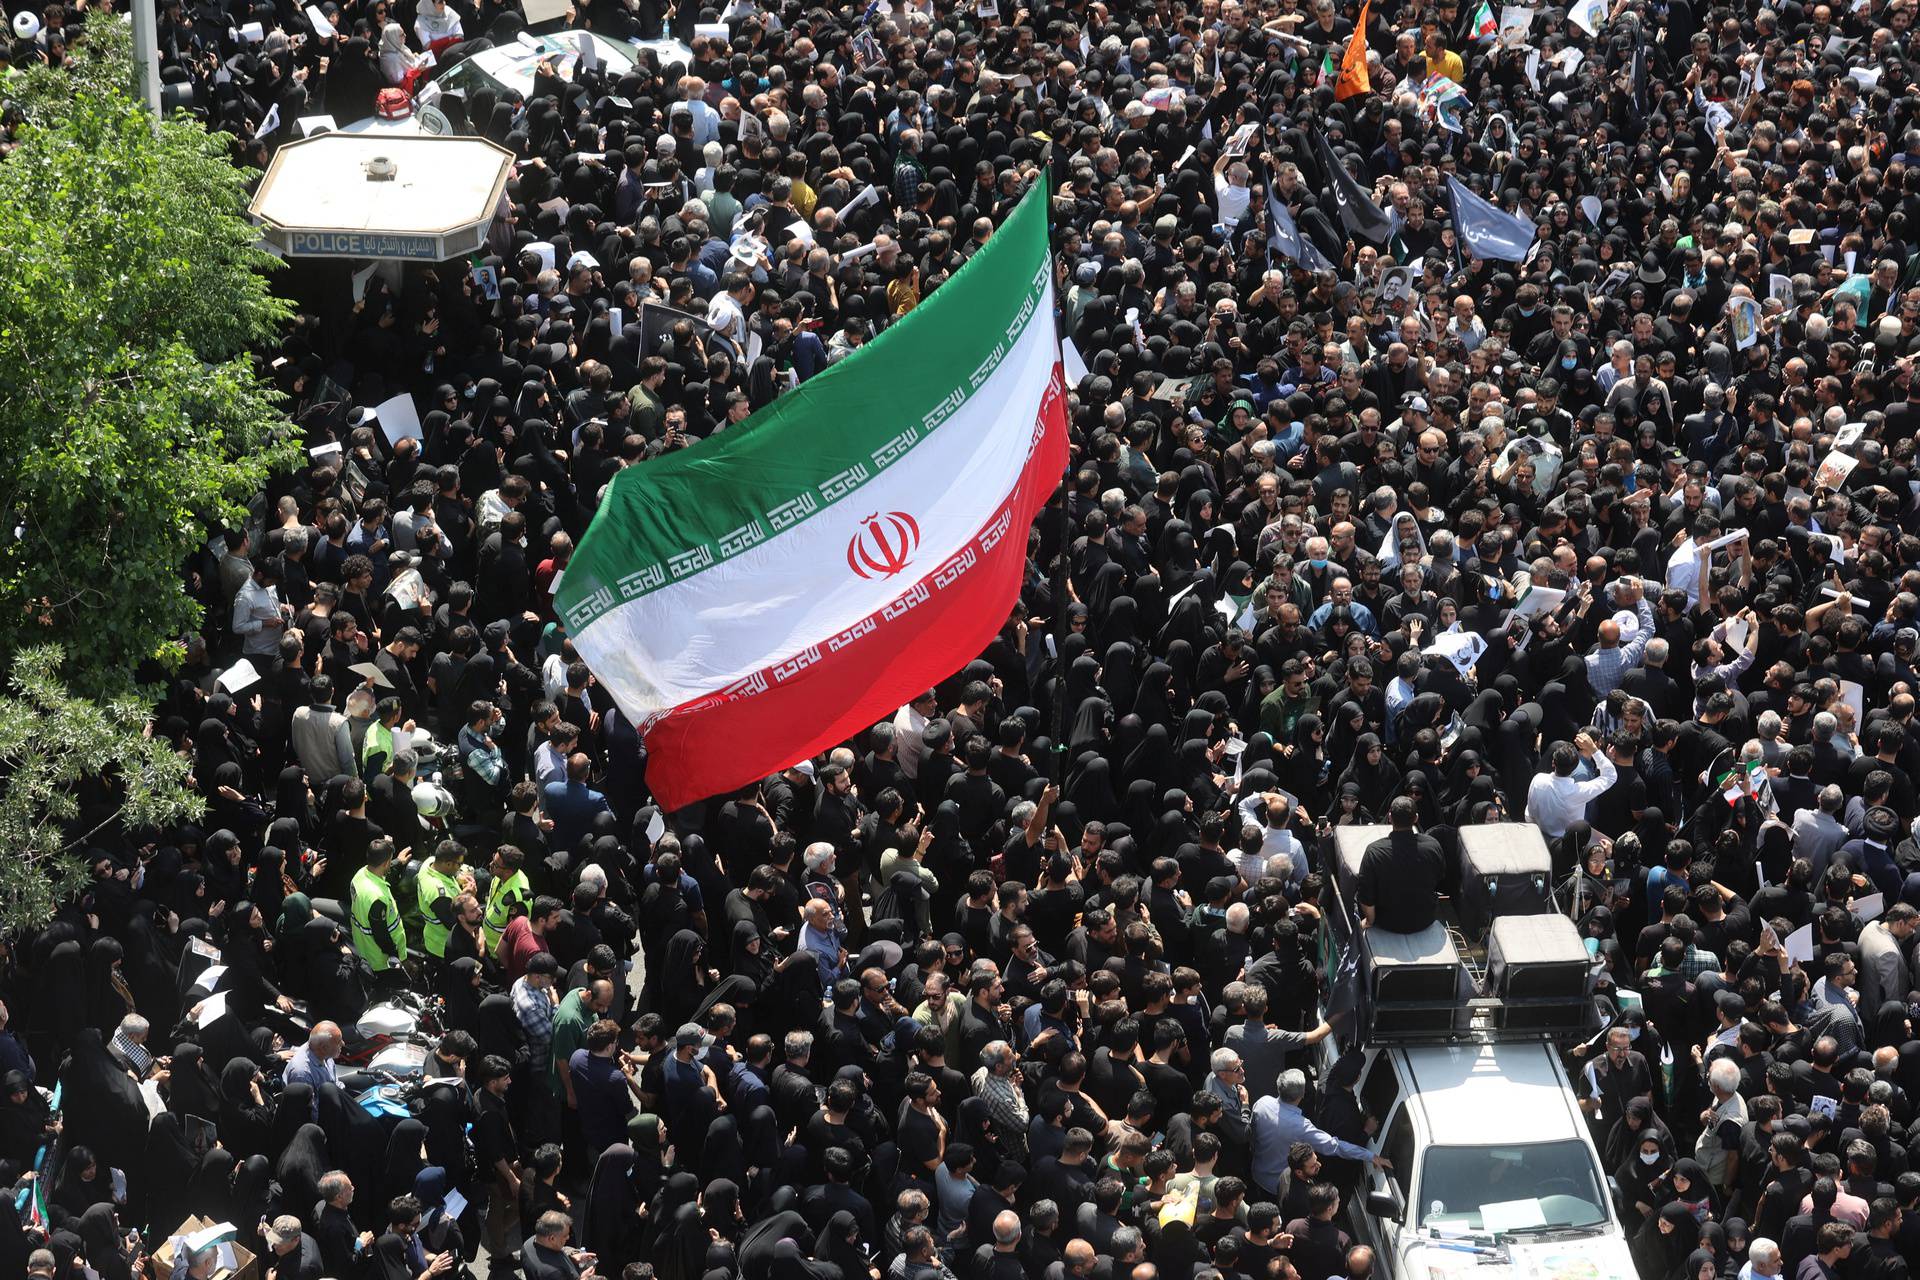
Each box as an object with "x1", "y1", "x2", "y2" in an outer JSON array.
[
  {"x1": 13, "y1": 10, "x2": 39, "y2": 38},
  {"x1": 1611, "y1": 610, "x2": 1640, "y2": 642}
]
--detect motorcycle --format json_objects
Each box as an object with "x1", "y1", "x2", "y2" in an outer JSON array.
[{"x1": 336, "y1": 988, "x2": 446, "y2": 1067}]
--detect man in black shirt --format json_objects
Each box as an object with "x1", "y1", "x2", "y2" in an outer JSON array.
[
  {"x1": 471, "y1": 1055, "x2": 522, "y2": 1272},
  {"x1": 314, "y1": 1172, "x2": 365, "y2": 1280},
  {"x1": 1028, "y1": 1126, "x2": 1098, "y2": 1214},
  {"x1": 1353, "y1": 797, "x2": 1445, "y2": 933},
  {"x1": 1283, "y1": 1183, "x2": 1352, "y2": 1280},
  {"x1": 896, "y1": 1071, "x2": 946, "y2": 1187}
]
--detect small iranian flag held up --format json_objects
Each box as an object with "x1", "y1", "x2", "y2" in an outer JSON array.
[{"x1": 555, "y1": 179, "x2": 1068, "y2": 811}]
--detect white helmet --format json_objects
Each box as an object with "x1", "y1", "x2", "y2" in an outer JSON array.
[{"x1": 412, "y1": 779, "x2": 455, "y2": 818}]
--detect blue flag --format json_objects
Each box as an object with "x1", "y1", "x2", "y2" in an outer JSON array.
[
  {"x1": 1267, "y1": 185, "x2": 1334, "y2": 272},
  {"x1": 1446, "y1": 176, "x2": 1536, "y2": 263}
]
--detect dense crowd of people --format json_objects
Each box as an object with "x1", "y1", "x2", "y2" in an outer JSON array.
[{"x1": 11, "y1": 0, "x2": 1920, "y2": 1276}]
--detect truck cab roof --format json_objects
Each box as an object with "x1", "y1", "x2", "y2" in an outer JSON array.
[{"x1": 1388, "y1": 1040, "x2": 1589, "y2": 1146}]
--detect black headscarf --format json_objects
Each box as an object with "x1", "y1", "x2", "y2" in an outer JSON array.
[
  {"x1": 582, "y1": 1143, "x2": 640, "y2": 1268},
  {"x1": 276, "y1": 1122, "x2": 331, "y2": 1227},
  {"x1": 0, "y1": 1070, "x2": 49, "y2": 1167},
  {"x1": 60, "y1": 1029, "x2": 147, "y2": 1173}
]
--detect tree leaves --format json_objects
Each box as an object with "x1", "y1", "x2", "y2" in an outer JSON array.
[
  {"x1": 0, "y1": 15, "x2": 297, "y2": 692},
  {"x1": 0, "y1": 19, "x2": 283, "y2": 930},
  {"x1": 0, "y1": 647, "x2": 202, "y2": 932}
]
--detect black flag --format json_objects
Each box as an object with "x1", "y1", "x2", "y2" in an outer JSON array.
[
  {"x1": 1311, "y1": 127, "x2": 1396, "y2": 244},
  {"x1": 1630, "y1": 34, "x2": 1647, "y2": 114}
]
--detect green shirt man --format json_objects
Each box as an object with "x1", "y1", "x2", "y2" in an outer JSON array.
[{"x1": 550, "y1": 979, "x2": 613, "y2": 1103}]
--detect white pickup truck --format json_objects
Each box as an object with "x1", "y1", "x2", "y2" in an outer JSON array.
[
  {"x1": 1334, "y1": 1037, "x2": 1635, "y2": 1280},
  {"x1": 1315, "y1": 823, "x2": 1635, "y2": 1280}
]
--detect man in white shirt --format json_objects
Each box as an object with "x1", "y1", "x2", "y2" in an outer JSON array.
[
  {"x1": 1665, "y1": 521, "x2": 1725, "y2": 608},
  {"x1": 892, "y1": 691, "x2": 937, "y2": 780},
  {"x1": 231, "y1": 555, "x2": 290, "y2": 658},
  {"x1": 1213, "y1": 155, "x2": 1252, "y2": 227},
  {"x1": 1525, "y1": 731, "x2": 1619, "y2": 837},
  {"x1": 1234, "y1": 791, "x2": 1308, "y2": 889},
  {"x1": 706, "y1": 272, "x2": 754, "y2": 348}
]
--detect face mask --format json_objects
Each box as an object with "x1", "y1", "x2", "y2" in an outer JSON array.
[
  {"x1": 1640, "y1": 1151, "x2": 1662, "y2": 1165},
  {"x1": 1520, "y1": 306, "x2": 1538, "y2": 317},
  {"x1": 1562, "y1": 357, "x2": 1578, "y2": 369},
  {"x1": 1310, "y1": 558, "x2": 1329, "y2": 569},
  {"x1": 1628, "y1": 1026, "x2": 1642, "y2": 1041}
]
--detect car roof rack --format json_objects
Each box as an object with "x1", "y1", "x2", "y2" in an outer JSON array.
[{"x1": 1321, "y1": 823, "x2": 1603, "y2": 1048}]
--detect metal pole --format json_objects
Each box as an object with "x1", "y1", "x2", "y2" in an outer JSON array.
[
  {"x1": 1039, "y1": 151, "x2": 1074, "y2": 787},
  {"x1": 1048, "y1": 454, "x2": 1072, "y2": 783},
  {"x1": 131, "y1": 0, "x2": 162, "y2": 135}
]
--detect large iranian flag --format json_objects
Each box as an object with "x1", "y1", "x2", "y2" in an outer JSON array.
[{"x1": 554, "y1": 180, "x2": 1067, "y2": 811}]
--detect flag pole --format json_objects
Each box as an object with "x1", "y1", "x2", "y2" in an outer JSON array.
[{"x1": 1037, "y1": 150, "x2": 1073, "y2": 787}]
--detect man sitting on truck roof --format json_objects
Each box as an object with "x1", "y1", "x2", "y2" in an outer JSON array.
[{"x1": 1353, "y1": 797, "x2": 1446, "y2": 935}]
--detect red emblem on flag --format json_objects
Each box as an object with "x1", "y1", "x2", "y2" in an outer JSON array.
[{"x1": 847, "y1": 511, "x2": 921, "y2": 580}]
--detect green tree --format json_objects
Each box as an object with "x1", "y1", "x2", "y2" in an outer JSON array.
[
  {"x1": 0, "y1": 15, "x2": 298, "y2": 691},
  {"x1": 0, "y1": 647, "x2": 203, "y2": 932}
]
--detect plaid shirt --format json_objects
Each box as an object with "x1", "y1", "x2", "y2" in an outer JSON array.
[
  {"x1": 511, "y1": 976, "x2": 555, "y2": 1055},
  {"x1": 1583, "y1": 597, "x2": 1654, "y2": 696},
  {"x1": 970, "y1": 1065, "x2": 1030, "y2": 1159},
  {"x1": 1680, "y1": 944, "x2": 1721, "y2": 981}
]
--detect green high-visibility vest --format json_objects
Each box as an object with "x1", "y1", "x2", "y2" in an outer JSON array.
[
  {"x1": 416, "y1": 862, "x2": 462, "y2": 958},
  {"x1": 484, "y1": 869, "x2": 529, "y2": 951},
  {"x1": 350, "y1": 865, "x2": 406, "y2": 968}
]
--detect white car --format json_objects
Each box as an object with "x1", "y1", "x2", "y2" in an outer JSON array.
[
  {"x1": 1337, "y1": 1037, "x2": 1636, "y2": 1280},
  {"x1": 433, "y1": 32, "x2": 639, "y2": 101},
  {"x1": 1314, "y1": 822, "x2": 1631, "y2": 1280}
]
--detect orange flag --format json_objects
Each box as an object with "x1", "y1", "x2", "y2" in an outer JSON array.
[{"x1": 1335, "y1": 0, "x2": 1371, "y2": 100}]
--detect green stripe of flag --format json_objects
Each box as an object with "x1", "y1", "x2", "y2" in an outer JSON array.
[{"x1": 556, "y1": 179, "x2": 1053, "y2": 632}]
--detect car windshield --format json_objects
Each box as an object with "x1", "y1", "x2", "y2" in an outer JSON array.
[{"x1": 1417, "y1": 1140, "x2": 1609, "y2": 1233}]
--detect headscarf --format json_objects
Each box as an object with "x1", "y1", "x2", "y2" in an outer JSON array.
[
  {"x1": 166, "y1": 1041, "x2": 222, "y2": 1121},
  {"x1": 380, "y1": 1117, "x2": 430, "y2": 1205},
  {"x1": 582, "y1": 1143, "x2": 640, "y2": 1267}
]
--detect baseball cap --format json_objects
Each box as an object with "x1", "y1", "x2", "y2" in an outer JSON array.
[
  {"x1": 266, "y1": 1216, "x2": 304, "y2": 1249},
  {"x1": 675, "y1": 1022, "x2": 715, "y2": 1050}
]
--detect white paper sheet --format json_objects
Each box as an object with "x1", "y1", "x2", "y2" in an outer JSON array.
[
  {"x1": 375, "y1": 392, "x2": 423, "y2": 445},
  {"x1": 194, "y1": 991, "x2": 230, "y2": 1026},
  {"x1": 1480, "y1": 1198, "x2": 1547, "y2": 1233},
  {"x1": 1063, "y1": 338, "x2": 1090, "y2": 386},
  {"x1": 1785, "y1": 923, "x2": 1814, "y2": 963},
  {"x1": 217, "y1": 659, "x2": 262, "y2": 694},
  {"x1": 1840, "y1": 679, "x2": 1865, "y2": 728}
]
